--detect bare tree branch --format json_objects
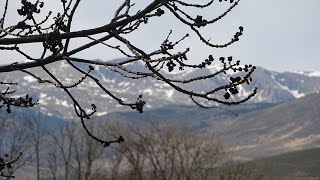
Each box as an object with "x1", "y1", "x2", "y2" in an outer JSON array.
[{"x1": 0, "y1": 1, "x2": 258, "y2": 173}]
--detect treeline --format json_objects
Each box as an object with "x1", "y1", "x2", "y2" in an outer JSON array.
[{"x1": 0, "y1": 110, "x2": 263, "y2": 180}]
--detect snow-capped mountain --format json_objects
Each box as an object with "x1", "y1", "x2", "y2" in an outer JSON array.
[
  {"x1": 1, "y1": 60, "x2": 320, "y2": 118},
  {"x1": 1, "y1": 60, "x2": 320, "y2": 160}
]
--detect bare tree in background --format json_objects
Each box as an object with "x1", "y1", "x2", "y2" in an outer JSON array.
[
  {"x1": 104, "y1": 120, "x2": 263, "y2": 180},
  {"x1": 0, "y1": 115, "x2": 31, "y2": 179},
  {"x1": 48, "y1": 122, "x2": 76, "y2": 180},
  {"x1": 0, "y1": 113, "x2": 19, "y2": 179},
  {"x1": 104, "y1": 121, "x2": 213, "y2": 180},
  {"x1": 47, "y1": 143, "x2": 59, "y2": 180},
  {"x1": 46, "y1": 121, "x2": 106, "y2": 180},
  {"x1": 105, "y1": 122, "x2": 146, "y2": 180},
  {"x1": 0, "y1": 0, "x2": 257, "y2": 146},
  {"x1": 70, "y1": 123, "x2": 105, "y2": 180},
  {"x1": 22, "y1": 110, "x2": 48, "y2": 180}
]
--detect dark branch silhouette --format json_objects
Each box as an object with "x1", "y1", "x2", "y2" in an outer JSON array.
[
  {"x1": 0, "y1": 0, "x2": 257, "y2": 170},
  {"x1": 0, "y1": 152, "x2": 22, "y2": 178}
]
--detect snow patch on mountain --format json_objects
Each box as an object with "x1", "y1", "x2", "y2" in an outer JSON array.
[
  {"x1": 96, "y1": 111, "x2": 108, "y2": 116},
  {"x1": 292, "y1": 70, "x2": 320, "y2": 77},
  {"x1": 154, "y1": 83, "x2": 164, "y2": 88},
  {"x1": 237, "y1": 85, "x2": 251, "y2": 98},
  {"x1": 289, "y1": 90, "x2": 305, "y2": 98},
  {"x1": 307, "y1": 71, "x2": 320, "y2": 77},
  {"x1": 119, "y1": 81, "x2": 131, "y2": 87},
  {"x1": 23, "y1": 76, "x2": 37, "y2": 82},
  {"x1": 39, "y1": 93, "x2": 47, "y2": 98},
  {"x1": 60, "y1": 61, "x2": 69, "y2": 68},
  {"x1": 54, "y1": 99, "x2": 70, "y2": 107},
  {"x1": 142, "y1": 88, "x2": 153, "y2": 96},
  {"x1": 255, "y1": 92, "x2": 268, "y2": 101},
  {"x1": 64, "y1": 78, "x2": 72, "y2": 82},
  {"x1": 165, "y1": 89, "x2": 175, "y2": 98},
  {"x1": 100, "y1": 94, "x2": 112, "y2": 99},
  {"x1": 271, "y1": 75, "x2": 305, "y2": 98},
  {"x1": 162, "y1": 83, "x2": 171, "y2": 87},
  {"x1": 38, "y1": 93, "x2": 49, "y2": 105},
  {"x1": 207, "y1": 63, "x2": 224, "y2": 74}
]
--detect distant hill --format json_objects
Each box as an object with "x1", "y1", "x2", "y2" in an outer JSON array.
[
  {"x1": 215, "y1": 92, "x2": 320, "y2": 158},
  {"x1": 101, "y1": 102, "x2": 276, "y2": 130},
  {"x1": 251, "y1": 147, "x2": 320, "y2": 179},
  {"x1": 0, "y1": 107, "x2": 68, "y2": 132},
  {"x1": 97, "y1": 92, "x2": 320, "y2": 159}
]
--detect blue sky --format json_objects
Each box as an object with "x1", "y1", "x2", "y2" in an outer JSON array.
[{"x1": 1, "y1": 0, "x2": 319, "y2": 72}]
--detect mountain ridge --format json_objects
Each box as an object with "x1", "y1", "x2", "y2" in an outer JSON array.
[{"x1": 1, "y1": 61, "x2": 319, "y2": 118}]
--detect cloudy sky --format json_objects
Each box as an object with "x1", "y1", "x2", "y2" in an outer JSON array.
[{"x1": 0, "y1": 0, "x2": 319, "y2": 72}]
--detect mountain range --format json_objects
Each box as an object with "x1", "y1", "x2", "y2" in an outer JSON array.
[
  {"x1": 1, "y1": 60, "x2": 320, "y2": 119},
  {"x1": 1, "y1": 61, "x2": 320, "y2": 158}
]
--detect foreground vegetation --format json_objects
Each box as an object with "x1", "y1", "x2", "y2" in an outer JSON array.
[{"x1": 0, "y1": 110, "x2": 263, "y2": 180}]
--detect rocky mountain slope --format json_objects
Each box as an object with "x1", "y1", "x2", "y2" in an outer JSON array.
[{"x1": 1, "y1": 61, "x2": 319, "y2": 118}]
